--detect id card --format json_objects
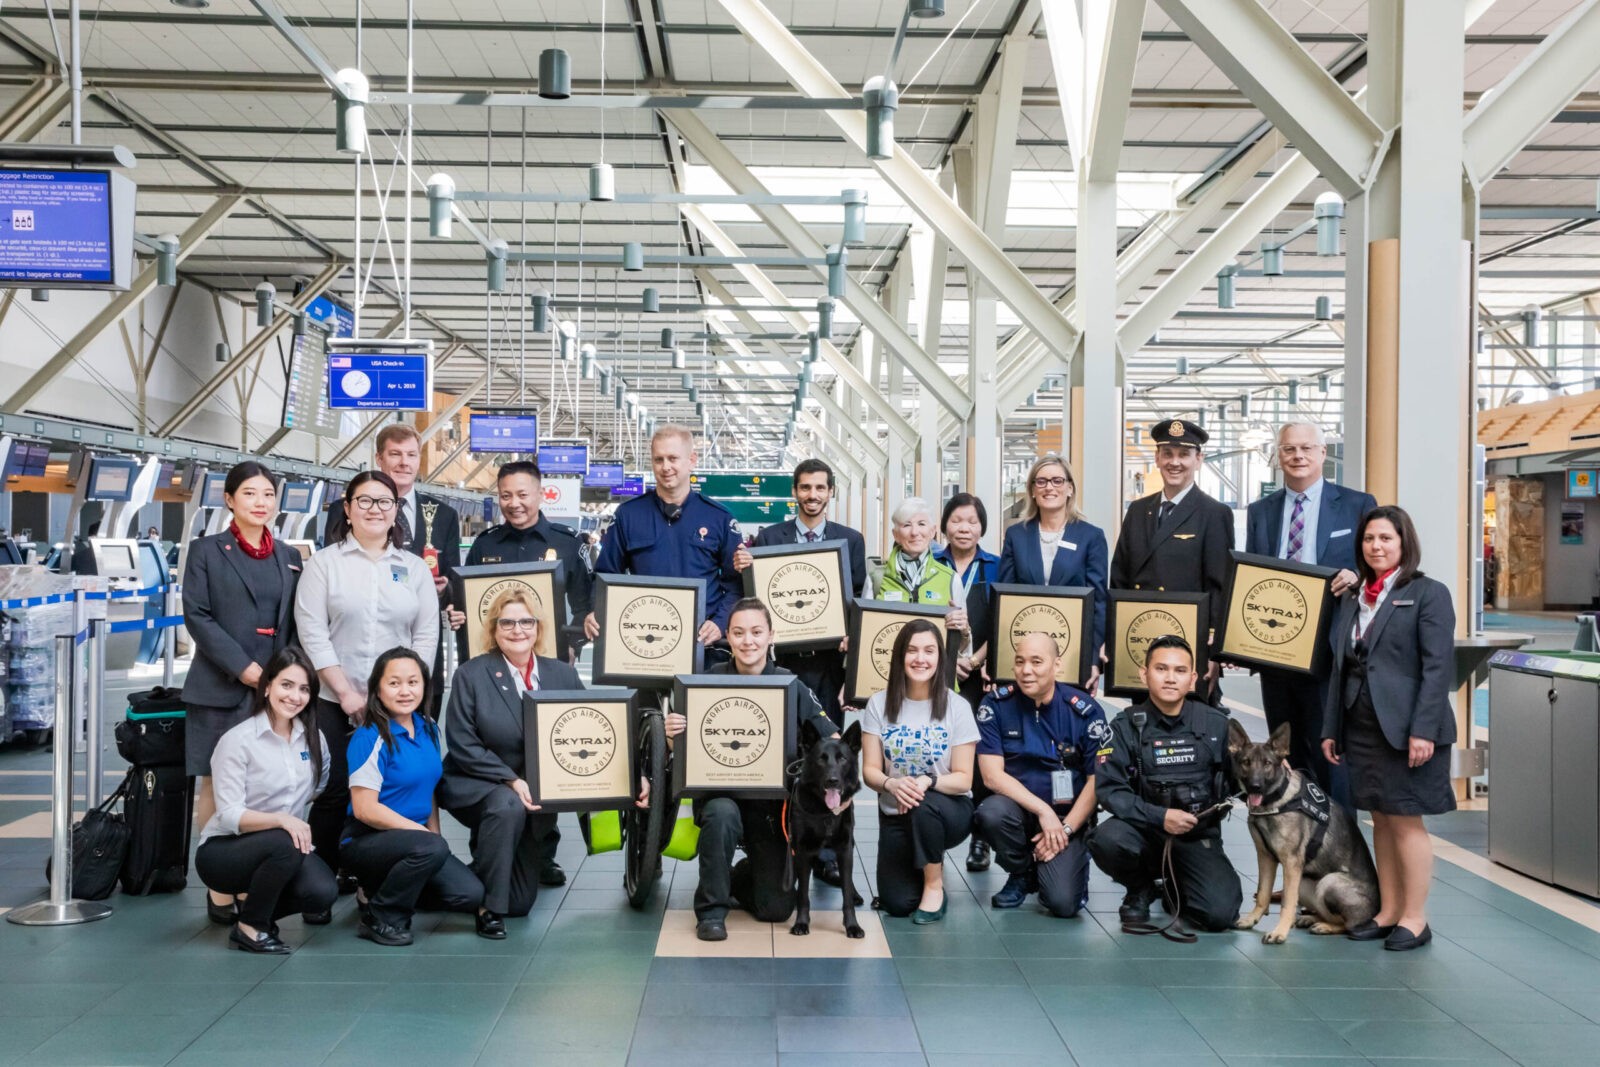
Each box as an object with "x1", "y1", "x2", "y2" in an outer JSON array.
[
  {"x1": 390, "y1": 564, "x2": 408, "y2": 583},
  {"x1": 1051, "y1": 769, "x2": 1075, "y2": 805}
]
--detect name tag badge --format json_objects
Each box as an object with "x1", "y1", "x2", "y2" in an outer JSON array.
[
  {"x1": 390, "y1": 564, "x2": 407, "y2": 583},
  {"x1": 1002, "y1": 729, "x2": 1022, "y2": 740},
  {"x1": 1394, "y1": 599, "x2": 1415, "y2": 607},
  {"x1": 300, "y1": 751, "x2": 309, "y2": 761},
  {"x1": 481, "y1": 556, "x2": 502, "y2": 564},
  {"x1": 1151, "y1": 739, "x2": 1199, "y2": 767},
  {"x1": 883, "y1": 591, "x2": 904, "y2": 602},
  {"x1": 1330, "y1": 529, "x2": 1351, "y2": 539},
  {"x1": 1063, "y1": 541, "x2": 1077, "y2": 551},
  {"x1": 1051, "y1": 769, "x2": 1075, "y2": 805}
]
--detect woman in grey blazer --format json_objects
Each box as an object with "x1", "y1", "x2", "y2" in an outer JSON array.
[
  {"x1": 438, "y1": 587, "x2": 580, "y2": 936},
  {"x1": 181, "y1": 461, "x2": 303, "y2": 921},
  {"x1": 1322, "y1": 505, "x2": 1455, "y2": 952}
]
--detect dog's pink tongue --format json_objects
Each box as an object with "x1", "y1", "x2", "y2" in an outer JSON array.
[
  {"x1": 1248, "y1": 794, "x2": 1263, "y2": 808},
  {"x1": 825, "y1": 788, "x2": 842, "y2": 810}
]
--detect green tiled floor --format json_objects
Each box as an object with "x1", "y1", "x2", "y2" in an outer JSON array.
[{"x1": 1, "y1": 674, "x2": 1599, "y2": 1064}]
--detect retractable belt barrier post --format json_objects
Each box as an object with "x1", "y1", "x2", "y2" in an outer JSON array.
[
  {"x1": 162, "y1": 584, "x2": 178, "y2": 688},
  {"x1": 85, "y1": 617, "x2": 107, "y2": 809},
  {"x1": 6, "y1": 634, "x2": 115, "y2": 927}
]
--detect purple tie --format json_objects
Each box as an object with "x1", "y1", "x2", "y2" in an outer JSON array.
[
  {"x1": 805, "y1": 530, "x2": 819, "y2": 543},
  {"x1": 1285, "y1": 493, "x2": 1307, "y2": 561}
]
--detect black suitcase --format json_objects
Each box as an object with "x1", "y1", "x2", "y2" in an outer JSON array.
[
  {"x1": 115, "y1": 687, "x2": 187, "y2": 767},
  {"x1": 120, "y1": 764, "x2": 192, "y2": 895}
]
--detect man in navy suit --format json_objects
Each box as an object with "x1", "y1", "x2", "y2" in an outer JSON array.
[{"x1": 1245, "y1": 422, "x2": 1375, "y2": 798}]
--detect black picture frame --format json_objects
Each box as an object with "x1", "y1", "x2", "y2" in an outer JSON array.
[
  {"x1": 740, "y1": 540, "x2": 853, "y2": 652},
  {"x1": 592, "y1": 573, "x2": 707, "y2": 688},
  {"x1": 670, "y1": 674, "x2": 796, "y2": 799},
  {"x1": 988, "y1": 583, "x2": 1096, "y2": 686},
  {"x1": 451, "y1": 560, "x2": 566, "y2": 660},
  {"x1": 845, "y1": 598, "x2": 961, "y2": 706},
  {"x1": 1105, "y1": 589, "x2": 1210, "y2": 699},
  {"x1": 1220, "y1": 551, "x2": 1339, "y2": 677},
  {"x1": 522, "y1": 688, "x2": 640, "y2": 812}
]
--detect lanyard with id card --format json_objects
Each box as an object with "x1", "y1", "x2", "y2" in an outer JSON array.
[{"x1": 390, "y1": 563, "x2": 408, "y2": 584}]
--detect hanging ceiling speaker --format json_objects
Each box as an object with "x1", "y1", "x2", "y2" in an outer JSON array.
[{"x1": 539, "y1": 48, "x2": 572, "y2": 99}]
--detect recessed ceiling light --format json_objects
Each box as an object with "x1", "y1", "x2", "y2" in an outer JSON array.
[{"x1": 170, "y1": 0, "x2": 211, "y2": 9}]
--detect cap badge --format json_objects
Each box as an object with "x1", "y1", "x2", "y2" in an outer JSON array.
[{"x1": 1168, "y1": 419, "x2": 1183, "y2": 437}]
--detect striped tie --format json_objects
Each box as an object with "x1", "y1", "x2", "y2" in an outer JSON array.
[
  {"x1": 805, "y1": 530, "x2": 819, "y2": 543},
  {"x1": 1285, "y1": 493, "x2": 1307, "y2": 561}
]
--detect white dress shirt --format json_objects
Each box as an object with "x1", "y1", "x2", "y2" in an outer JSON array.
[
  {"x1": 1277, "y1": 478, "x2": 1324, "y2": 564},
  {"x1": 1161, "y1": 483, "x2": 1195, "y2": 509},
  {"x1": 504, "y1": 655, "x2": 541, "y2": 694},
  {"x1": 1354, "y1": 569, "x2": 1400, "y2": 641},
  {"x1": 201, "y1": 712, "x2": 329, "y2": 843},
  {"x1": 795, "y1": 517, "x2": 827, "y2": 544},
  {"x1": 294, "y1": 536, "x2": 440, "y2": 696}
]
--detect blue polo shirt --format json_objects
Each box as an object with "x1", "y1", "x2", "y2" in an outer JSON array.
[
  {"x1": 976, "y1": 681, "x2": 1111, "y2": 806},
  {"x1": 346, "y1": 717, "x2": 442, "y2": 827},
  {"x1": 594, "y1": 490, "x2": 743, "y2": 631}
]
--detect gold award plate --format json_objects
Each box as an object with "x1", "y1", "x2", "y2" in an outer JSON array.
[
  {"x1": 671, "y1": 675, "x2": 794, "y2": 798},
  {"x1": 989, "y1": 584, "x2": 1093, "y2": 685},
  {"x1": 743, "y1": 541, "x2": 852, "y2": 651},
  {"x1": 523, "y1": 689, "x2": 638, "y2": 812},
  {"x1": 845, "y1": 599, "x2": 952, "y2": 706},
  {"x1": 1105, "y1": 590, "x2": 1208, "y2": 699},
  {"x1": 1220, "y1": 552, "x2": 1337, "y2": 675},
  {"x1": 452, "y1": 561, "x2": 563, "y2": 660},
  {"x1": 592, "y1": 574, "x2": 706, "y2": 687}
]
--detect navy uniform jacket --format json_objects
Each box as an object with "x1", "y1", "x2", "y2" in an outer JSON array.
[
  {"x1": 1245, "y1": 481, "x2": 1376, "y2": 574},
  {"x1": 465, "y1": 514, "x2": 594, "y2": 655},
  {"x1": 998, "y1": 517, "x2": 1109, "y2": 657},
  {"x1": 976, "y1": 682, "x2": 1111, "y2": 806},
  {"x1": 1096, "y1": 698, "x2": 1232, "y2": 833},
  {"x1": 595, "y1": 491, "x2": 743, "y2": 633},
  {"x1": 180, "y1": 532, "x2": 302, "y2": 709},
  {"x1": 1323, "y1": 574, "x2": 1457, "y2": 750}
]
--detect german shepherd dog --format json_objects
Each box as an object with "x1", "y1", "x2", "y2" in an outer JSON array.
[
  {"x1": 1227, "y1": 720, "x2": 1380, "y2": 943},
  {"x1": 788, "y1": 722, "x2": 865, "y2": 939}
]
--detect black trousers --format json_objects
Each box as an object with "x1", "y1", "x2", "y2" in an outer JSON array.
[
  {"x1": 445, "y1": 786, "x2": 559, "y2": 917},
  {"x1": 973, "y1": 795, "x2": 1091, "y2": 918},
  {"x1": 308, "y1": 699, "x2": 354, "y2": 873},
  {"x1": 339, "y1": 828, "x2": 484, "y2": 930},
  {"x1": 777, "y1": 650, "x2": 847, "y2": 730},
  {"x1": 1088, "y1": 817, "x2": 1243, "y2": 932},
  {"x1": 195, "y1": 829, "x2": 338, "y2": 930},
  {"x1": 1259, "y1": 667, "x2": 1350, "y2": 807},
  {"x1": 693, "y1": 796, "x2": 794, "y2": 923},
  {"x1": 875, "y1": 791, "x2": 973, "y2": 917}
]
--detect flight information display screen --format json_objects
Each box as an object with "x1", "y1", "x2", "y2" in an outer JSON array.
[
  {"x1": 469, "y1": 411, "x2": 539, "y2": 453},
  {"x1": 0, "y1": 169, "x2": 115, "y2": 284},
  {"x1": 584, "y1": 461, "x2": 625, "y2": 488}
]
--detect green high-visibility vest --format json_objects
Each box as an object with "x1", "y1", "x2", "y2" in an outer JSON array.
[{"x1": 877, "y1": 549, "x2": 957, "y2": 606}]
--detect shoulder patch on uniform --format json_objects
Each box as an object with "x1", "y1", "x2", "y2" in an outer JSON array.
[
  {"x1": 976, "y1": 704, "x2": 994, "y2": 723},
  {"x1": 1086, "y1": 719, "x2": 1112, "y2": 745},
  {"x1": 993, "y1": 685, "x2": 1014, "y2": 699},
  {"x1": 1068, "y1": 694, "x2": 1093, "y2": 715}
]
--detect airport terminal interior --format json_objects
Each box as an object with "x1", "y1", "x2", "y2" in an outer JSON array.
[{"x1": 6, "y1": 1, "x2": 1600, "y2": 1064}]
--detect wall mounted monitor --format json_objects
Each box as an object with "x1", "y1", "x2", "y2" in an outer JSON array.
[
  {"x1": 611, "y1": 476, "x2": 646, "y2": 498},
  {"x1": 85, "y1": 455, "x2": 138, "y2": 502},
  {"x1": 469, "y1": 410, "x2": 540, "y2": 454},
  {"x1": 537, "y1": 441, "x2": 589, "y2": 476},
  {"x1": 3, "y1": 440, "x2": 49, "y2": 478},
  {"x1": 279, "y1": 481, "x2": 316, "y2": 514},
  {"x1": 201, "y1": 471, "x2": 228, "y2": 509},
  {"x1": 326, "y1": 344, "x2": 432, "y2": 411},
  {"x1": 585, "y1": 461, "x2": 625, "y2": 488},
  {"x1": 0, "y1": 168, "x2": 135, "y2": 289}
]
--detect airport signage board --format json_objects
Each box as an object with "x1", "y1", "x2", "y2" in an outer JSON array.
[{"x1": 327, "y1": 351, "x2": 431, "y2": 410}]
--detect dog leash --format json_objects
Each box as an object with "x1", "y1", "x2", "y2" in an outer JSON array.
[{"x1": 1121, "y1": 794, "x2": 1240, "y2": 944}]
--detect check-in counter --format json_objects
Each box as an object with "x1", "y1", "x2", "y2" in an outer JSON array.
[
  {"x1": 1488, "y1": 650, "x2": 1600, "y2": 897},
  {"x1": 84, "y1": 538, "x2": 147, "y2": 670}
]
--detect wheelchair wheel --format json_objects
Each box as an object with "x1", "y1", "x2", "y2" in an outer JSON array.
[{"x1": 623, "y1": 696, "x2": 670, "y2": 909}]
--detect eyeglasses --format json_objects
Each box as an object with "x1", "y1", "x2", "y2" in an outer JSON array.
[
  {"x1": 496, "y1": 618, "x2": 538, "y2": 632},
  {"x1": 1033, "y1": 476, "x2": 1070, "y2": 489},
  {"x1": 1277, "y1": 445, "x2": 1323, "y2": 457},
  {"x1": 352, "y1": 495, "x2": 396, "y2": 512}
]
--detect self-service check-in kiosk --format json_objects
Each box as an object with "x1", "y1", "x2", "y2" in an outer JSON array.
[
  {"x1": 66, "y1": 451, "x2": 169, "y2": 670},
  {"x1": 277, "y1": 479, "x2": 323, "y2": 540}
]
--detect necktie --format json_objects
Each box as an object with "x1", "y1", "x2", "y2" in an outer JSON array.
[
  {"x1": 1285, "y1": 493, "x2": 1307, "y2": 561},
  {"x1": 1157, "y1": 500, "x2": 1174, "y2": 527},
  {"x1": 804, "y1": 529, "x2": 819, "y2": 543},
  {"x1": 395, "y1": 499, "x2": 412, "y2": 547}
]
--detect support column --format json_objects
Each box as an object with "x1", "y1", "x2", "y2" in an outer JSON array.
[
  {"x1": 885, "y1": 351, "x2": 907, "y2": 557},
  {"x1": 1076, "y1": 179, "x2": 1126, "y2": 534}
]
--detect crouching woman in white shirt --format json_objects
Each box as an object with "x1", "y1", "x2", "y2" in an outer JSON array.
[{"x1": 195, "y1": 649, "x2": 337, "y2": 954}]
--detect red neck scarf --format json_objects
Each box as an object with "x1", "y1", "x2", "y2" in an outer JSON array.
[
  {"x1": 510, "y1": 656, "x2": 536, "y2": 691},
  {"x1": 230, "y1": 520, "x2": 275, "y2": 561},
  {"x1": 1362, "y1": 568, "x2": 1396, "y2": 606}
]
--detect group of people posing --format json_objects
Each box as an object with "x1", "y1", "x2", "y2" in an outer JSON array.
[{"x1": 181, "y1": 416, "x2": 1457, "y2": 955}]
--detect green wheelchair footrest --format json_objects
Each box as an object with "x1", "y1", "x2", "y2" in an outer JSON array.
[
  {"x1": 583, "y1": 810, "x2": 623, "y2": 854},
  {"x1": 662, "y1": 801, "x2": 699, "y2": 861}
]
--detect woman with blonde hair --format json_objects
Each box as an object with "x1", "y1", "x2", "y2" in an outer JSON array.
[
  {"x1": 998, "y1": 455, "x2": 1108, "y2": 689},
  {"x1": 437, "y1": 587, "x2": 581, "y2": 937}
]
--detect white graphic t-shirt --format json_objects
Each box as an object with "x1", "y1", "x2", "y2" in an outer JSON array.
[{"x1": 861, "y1": 692, "x2": 980, "y2": 815}]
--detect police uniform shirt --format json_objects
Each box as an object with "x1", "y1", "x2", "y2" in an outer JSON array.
[
  {"x1": 201, "y1": 712, "x2": 330, "y2": 844},
  {"x1": 1095, "y1": 698, "x2": 1230, "y2": 831},
  {"x1": 976, "y1": 682, "x2": 1110, "y2": 806},
  {"x1": 594, "y1": 491, "x2": 743, "y2": 631},
  {"x1": 347, "y1": 717, "x2": 444, "y2": 827},
  {"x1": 467, "y1": 513, "x2": 594, "y2": 620}
]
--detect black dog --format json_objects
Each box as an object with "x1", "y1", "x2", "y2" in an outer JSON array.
[{"x1": 788, "y1": 722, "x2": 864, "y2": 938}]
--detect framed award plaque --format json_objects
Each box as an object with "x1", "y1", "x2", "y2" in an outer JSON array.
[
  {"x1": 592, "y1": 574, "x2": 706, "y2": 688},
  {"x1": 671, "y1": 675, "x2": 796, "y2": 798},
  {"x1": 523, "y1": 688, "x2": 639, "y2": 812},
  {"x1": 845, "y1": 599, "x2": 958, "y2": 706},
  {"x1": 451, "y1": 561, "x2": 565, "y2": 660},
  {"x1": 989, "y1": 584, "x2": 1095, "y2": 686},
  {"x1": 1105, "y1": 590, "x2": 1208, "y2": 699},
  {"x1": 741, "y1": 540, "x2": 852, "y2": 651},
  {"x1": 1220, "y1": 551, "x2": 1338, "y2": 676}
]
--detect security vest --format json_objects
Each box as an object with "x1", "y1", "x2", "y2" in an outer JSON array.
[{"x1": 1126, "y1": 699, "x2": 1229, "y2": 814}]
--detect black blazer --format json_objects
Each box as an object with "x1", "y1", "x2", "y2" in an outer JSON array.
[
  {"x1": 1322, "y1": 574, "x2": 1457, "y2": 750},
  {"x1": 324, "y1": 490, "x2": 461, "y2": 594},
  {"x1": 1110, "y1": 487, "x2": 1235, "y2": 648},
  {"x1": 180, "y1": 533, "x2": 301, "y2": 709},
  {"x1": 437, "y1": 651, "x2": 583, "y2": 809},
  {"x1": 752, "y1": 519, "x2": 869, "y2": 598},
  {"x1": 999, "y1": 517, "x2": 1109, "y2": 654}
]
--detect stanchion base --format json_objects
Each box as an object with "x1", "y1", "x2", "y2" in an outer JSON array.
[{"x1": 6, "y1": 899, "x2": 114, "y2": 926}]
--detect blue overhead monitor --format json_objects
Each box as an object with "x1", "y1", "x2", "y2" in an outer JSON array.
[
  {"x1": 584, "y1": 461, "x2": 625, "y2": 488},
  {"x1": 279, "y1": 481, "x2": 316, "y2": 514},
  {"x1": 0, "y1": 168, "x2": 135, "y2": 288},
  {"x1": 610, "y1": 476, "x2": 646, "y2": 498},
  {"x1": 3, "y1": 440, "x2": 49, "y2": 478},
  {"x1": 538, "y1": 442, "x2": 589, "y2": 476},
  {"x1": 469, "y1": 411, "x2": 540, "y2": 453},
  {"x1": 85, "y1": 455, "x2": 138, "y2": 502},
  {"x1": 327, "y1": 349, "x2": 432, "y2": 410},
  {"x1": 303, "y1": 295, "x2": 355, "y2": 338}
]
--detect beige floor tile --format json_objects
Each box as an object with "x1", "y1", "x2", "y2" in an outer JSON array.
[
  {"x1": 772, "y1": 910, "x2": 891, "y2": 958},
  {"x1": 0, "y1": 811, "x2": 54, "y2": 838},
  {"x1": 655, "y1": 909, "x2": 774, "y2": 957}
]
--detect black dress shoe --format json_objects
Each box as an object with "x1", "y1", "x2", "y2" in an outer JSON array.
[
  {"x1": 337, "y1": 873, "x2": 361, "y2": 896},
  {"x1": 1119, "y1": 883, "x2": 1160, "y2": 925},
  {"x1": 1384, "y1": 924, "x2": 1432, "y2": 951},
  {"x1": 966, "y1": 839, "x2": 993, "y2": 872},
  {"x1": 357, "y1": 919, "x2": 413, "y2": 947},
  {"x1": 1346, "y1": 918, "x2": 1398, "y2": 942},
  {"x1": 539, "y1": 862, "x2": 567, "y2": 887},
  {"x1": 696, "y1": 918, "x2": 727, "y2": 942},
  {"x1": 813, "y1": 856, "x2": 843, "y2": 887},
  {"x1": 206, "y1": 895, "x2": 237, "y2": 926},
  {"x1": 301, "y1": 909, "x2": 332, "y2": 926},
  {"x1": 229, "y1": 925, "x2": 291, "y2": 955},
  {"x1": 476, "y1": 911, "x2": 507, "y2": 940}
]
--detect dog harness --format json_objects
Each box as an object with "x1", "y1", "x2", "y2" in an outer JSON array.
[{"x1": 1255, "y1": 781, "x2": 1333, "y2": 864}]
